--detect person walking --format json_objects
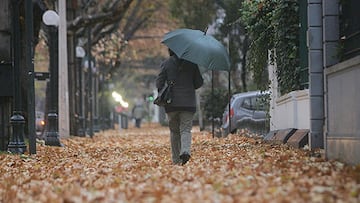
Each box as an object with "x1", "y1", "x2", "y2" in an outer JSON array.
[
  {"x1": 132, "y1": 102, "x2": 145, "y2": 128},
  {"x1": 156, "y1": 49, "x2": 203, "y2": 165}
]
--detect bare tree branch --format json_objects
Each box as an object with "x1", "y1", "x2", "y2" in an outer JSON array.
[
  {"x1": 67, "y1": 0, "x2": 166, "y2": 76},
  {"x1": 67, "y1": 0, "x2": 133, "y2": 32}
]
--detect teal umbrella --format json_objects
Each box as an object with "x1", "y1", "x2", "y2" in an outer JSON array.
[{"x1": 161, "y1": 28, "x2": 230, "y2": 72}]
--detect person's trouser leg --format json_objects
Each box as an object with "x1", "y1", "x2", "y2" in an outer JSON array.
[
  {"x1": 168, "y1": 112, "x2": 181, "y2": 164},
  {"x1": 179, "y1": 112, "x2": 194, "y2": 156},
  {"x1": 135, "y1": 119, "x2": 141, "y2": 128}
]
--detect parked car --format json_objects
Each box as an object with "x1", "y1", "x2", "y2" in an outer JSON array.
[
  {"x1": 36, "y1": 111, "x2": 45, "y2": 134},
  {"x1": 221, "y1": 90, "x2": 269, "y2": 136}
]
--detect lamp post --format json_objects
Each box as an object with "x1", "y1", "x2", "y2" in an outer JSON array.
[
  {"x1": 86, "y1": 27, "x2": 94, "y2": 138},
  {"x1": 42, "y1": 10, "x2": 62, "y2": 146},
  {"x1": 8, "y1": 0, "x2": 26, "y2": 153},
  {"x1": 25, "y1": 0, "x2": 36, "y2": 154},
  {"x1": 76, "y1": 46, "x2": 85, "y2": 136},
  {"x1": 93, "y1": 65, "x2": 100, "y2": 132},
  {"x1": 84, "y1": 56, "x2": 96, "y2": 137}
]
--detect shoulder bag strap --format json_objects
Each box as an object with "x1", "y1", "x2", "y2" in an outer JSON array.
[{"x1": 167, "y1": 58, "x2": 182, "y2": 86}]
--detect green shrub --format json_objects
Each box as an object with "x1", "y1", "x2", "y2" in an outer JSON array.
[{"x1": 202, "y1": 88, "x2": 229, "y2": 121}]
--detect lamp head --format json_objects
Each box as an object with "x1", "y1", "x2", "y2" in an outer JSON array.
[
  {"x1": 76, "y1": 46, "x2": 85, "y2": 58},
  {"x1": 42, "y1": 10, "x2": 59, "y2": 27}
]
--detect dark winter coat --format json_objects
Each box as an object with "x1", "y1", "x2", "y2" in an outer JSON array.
[{"x1": 155, "y1": 55, "x2": 203, "y2": 113}]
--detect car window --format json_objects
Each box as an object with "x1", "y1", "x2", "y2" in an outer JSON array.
[
  {"x1": 241, "y1": 97, "x2": 252, "y2": 110},
  {"x1": 240, "y1": 95, "x2": 268, "y2": 111},
  {"x1": 251, "y1": 97, "x2": 259, "y2": 110},
  {"x1": 253, "y1": 96, "x2": 268, "y2": 111}
]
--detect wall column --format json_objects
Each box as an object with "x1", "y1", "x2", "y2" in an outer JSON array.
[{"x1": 308, "y1": 0, "x2": 324, "y2": 149}]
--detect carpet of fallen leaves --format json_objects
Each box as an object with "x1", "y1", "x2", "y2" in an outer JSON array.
[{"x1": 1, "y1": 123, "x2": 360, "y2": 203}]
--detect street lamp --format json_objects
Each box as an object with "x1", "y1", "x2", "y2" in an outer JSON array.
[
  {"x1": 83, "y1": 56, "x2": 96, "y2": 137},
  {"x1": 93, "y1": 64, "x2": 100, "y2": 133},
  {"x1": 112, "y1": 91, "x2": 129, "y2": 130},
  {"x1": 112, "y1": 91, "x2": 129, "y2": 108},
  {"x1": 8, "y1": 0, "x2": 26, "y2": 153},
  {"x1": 76, "y1": 46, "x2": 86, "y2": 136},
  {"x1": 42, "y1": 10, "x2": 62, "y2": 146},
  {"x1": 86, "y1": 26, "x2": 94, "y2": 137}
]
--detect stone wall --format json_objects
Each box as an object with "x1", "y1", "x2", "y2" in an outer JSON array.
[{"x1": 325, "y1": 55, "x2": 360, "y2": 165}]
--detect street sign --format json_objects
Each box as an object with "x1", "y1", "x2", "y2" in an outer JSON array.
[{"x1": 34, "y1": 72, "x2": 50, "y2": 81}]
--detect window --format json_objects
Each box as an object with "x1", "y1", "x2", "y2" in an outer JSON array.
[
  {"x1": 340, "y1": 0, "x2": 360, "y2": 60},
  {"x1": 241, "y1": 98, "x2": 252, "y2": 110}
]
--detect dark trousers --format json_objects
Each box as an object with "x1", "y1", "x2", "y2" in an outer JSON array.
[{"x1": 135, "y1": 118, "x2": 142, "y2": 128}]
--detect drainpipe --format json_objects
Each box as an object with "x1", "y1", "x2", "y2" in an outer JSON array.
[{"x1": 308, "y1": 0, "x2": 324, "y2": 149}]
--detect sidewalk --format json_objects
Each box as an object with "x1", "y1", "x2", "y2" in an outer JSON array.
[{"x1": 0, "y1": 123, "x2": 359, "y2": 202}]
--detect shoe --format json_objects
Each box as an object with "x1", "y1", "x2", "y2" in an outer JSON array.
[{"x1": 180, "y1": 153, "x2": 191, "y2": 165}]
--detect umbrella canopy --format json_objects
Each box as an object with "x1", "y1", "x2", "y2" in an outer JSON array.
[{"x1": 161, "y1": 28, "x2": 230, "y2": 72}]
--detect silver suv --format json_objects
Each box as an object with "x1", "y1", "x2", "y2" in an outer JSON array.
[{"x1": 221, "y1": 91, "x2": 269, "y2": 136}]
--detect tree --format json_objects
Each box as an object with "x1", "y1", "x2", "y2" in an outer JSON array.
[
  {"x1": 37, "y1": 0, "x2": 172, "y2": 135},
  {"x1": 240, "y1": 0, "x2": 301, "y2": 94},
  {"x1": 169, "y1": 0, "x2": 217, "y2": 30},
  {"x1": 61, "y1": 0, "x2": 170, "y2": 83},
  {"x1": 168, "y1": 0, "x2": 251, "y2": 93},
  {"x1": 216, "y1": 0, "x2": 250, "y2": 93}
]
